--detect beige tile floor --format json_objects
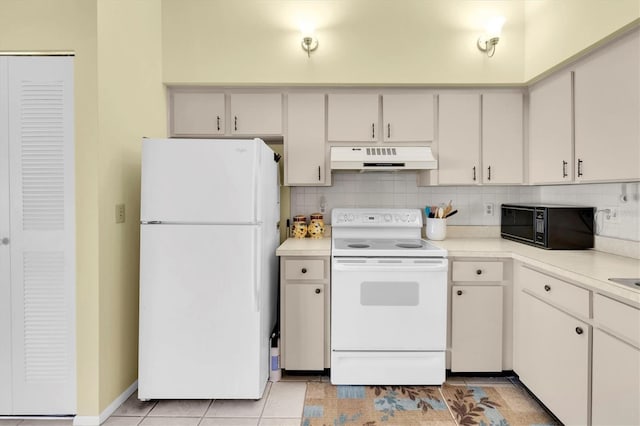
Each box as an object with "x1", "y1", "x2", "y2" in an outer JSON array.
[{"x1": 0, "y1": 375, "x2": 523, "y2": 426}]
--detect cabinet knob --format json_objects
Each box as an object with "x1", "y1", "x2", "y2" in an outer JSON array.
[
  {"x1": 456, "y1": 290, "x2": 463, "y2": 296},
  {"x1": 476, "y1": 269, "x2": 482, "y2": 275},
  {"x1": 1, "y1": 237, "x2": 8, "y2": 245},
  {"x1": 315, "y1": 288, "x2": 321, "y2": 294},
  {"x1": 544, "y1": 284, "x2": 551, "y2": 292},
  {"x1": 575, "y1": 327, "x2": 584, "y2": 335},
  {"x1": 301, "y1": 268, "x2": 307, "y2": 274}
]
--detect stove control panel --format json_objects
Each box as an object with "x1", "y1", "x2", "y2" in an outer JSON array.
[{"x1": 332, "y1": 208, "x2": 422, "y2": 227}]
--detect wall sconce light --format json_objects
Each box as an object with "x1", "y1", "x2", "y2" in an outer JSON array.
[
  {"x1": 300, "y1": 23, "x2": 319, "y2": 58},
  {"x1": 301, "y1": 36, "x2": 319, "y2": 57},
  {"x1": 477, "y1": 16, "x2": 505, "y2": 57}
]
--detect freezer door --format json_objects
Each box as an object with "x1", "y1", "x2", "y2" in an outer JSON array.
[
  {"x1": 138, "y1": 224, "x2": 268, "y2": 399},
  {"x1": 141, "y1": 138, "x2": 263, "y2": 223}
]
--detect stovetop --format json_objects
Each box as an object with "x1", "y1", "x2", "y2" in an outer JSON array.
[{"x1": 332, "y1": 238, "x2": 447, "y2": 258}]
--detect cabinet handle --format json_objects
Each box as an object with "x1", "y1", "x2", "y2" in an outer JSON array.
[
  {"x1": 372, "y1": 123, "x2": 375, "y2": 139},
  {"x1": 476, "y1": 269, "x2": 483, "y2": 275},
  {"x1": 575, "y1": 327, "x2": 584, "y2": 335},
  {"x1": 315, "y1": 288, "x2": 321, "y2": 294},
  {"x1": 216, "y1": 115, "x2": 220, "y2": 131},
  {"x1": 577, "y1": 159, "x2": 583, "y2": 177},
  {"x1": 544, "y1": 284, "x2": 551, "y2": 292},
  {"x1": 456, "y1": 290, "x2": 463, "y2": 296},
  {"x1": 318, "y1": 166, "x2": 321, "y2": 181},
  {"x1": 487, "y1": 166, "x2": 491, "y2": 181},
  {"x1": 234, "y1": 116, "x2": 238, "y2": 131},
  {"x1": 472, "y1": 166, "x2": 477, "y2": 181},
  {"x1": 1, "y1": 237, "x2": 9, "y2": 245},
  {"x1": 301, "y1": 268, "x2": 307, "y2": 274},
  {"x1": 562, "y1": 160, "x2": 568, "y2": 178},
  {"x1": 387, "y1": 123, "x2": 391, "y2": 138}
]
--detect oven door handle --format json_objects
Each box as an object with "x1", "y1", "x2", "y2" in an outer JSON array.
[{"x1": 332, "y1": 259, "x2": 447, "y2": 272}]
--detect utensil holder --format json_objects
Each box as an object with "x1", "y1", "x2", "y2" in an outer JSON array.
[{"x1": 426, "y1": 218, "x2": 447, "y2": 240}]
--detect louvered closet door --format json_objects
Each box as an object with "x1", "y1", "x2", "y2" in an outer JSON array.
[
  {"x1": 0, "y1": 58, "x2": 12, "y2": 415},
  {"x1": 6, "y1": 56, "x2": 76, "y2": 414}
]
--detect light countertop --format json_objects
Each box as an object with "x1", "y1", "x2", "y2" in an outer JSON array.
[
  {"x1": 276, "y1": 236, "x2": 640, "y2": 305},
  {"x1": 276, "y1": 237, "x2": 331, "y2": 257}
]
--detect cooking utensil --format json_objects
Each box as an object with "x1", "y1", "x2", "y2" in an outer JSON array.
[{"x1": 445, "y1": 209, "x2": 458, "y2": 218}]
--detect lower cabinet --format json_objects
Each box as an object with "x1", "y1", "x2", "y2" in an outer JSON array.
[
  {"x1": 450, "y1": 260, "x2": 506, "y2": 372},
  {"x1": 451, "y1": 285, "x2": 503, "y2": 372},
  {"x1": 280, "y1": 256, "x2": 330, "y2": 370},
  {"x1": 516, "y1": 291, "x2": 590, "y2": 426},
  {"x1": 591, "y1": 293, "x2": 640, "y2": 426}
]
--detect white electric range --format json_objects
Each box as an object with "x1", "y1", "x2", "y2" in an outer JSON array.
[{"x1": 330, "y1": 208, "x2": 448, "y2": 385}]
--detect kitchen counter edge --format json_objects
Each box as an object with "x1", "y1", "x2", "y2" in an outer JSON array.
[{"x1": 276, "y1": 237, "x2": 331, "y2": 257}]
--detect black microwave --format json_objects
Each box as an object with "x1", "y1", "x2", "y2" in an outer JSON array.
[{"x1": 501, "y1": 204, "x2": 595, "y2": 249}]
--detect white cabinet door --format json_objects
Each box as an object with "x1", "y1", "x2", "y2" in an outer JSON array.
[
  {"x1": 283, "y1": 283, "x2": 326, "y2": 370},
  {"x1": 286, "y1": 94, "x2": 328, "y2": 185},
  {"x1": 592, "y1": 329, "x2": 640, "y2": 426},
  {"x1": 230, "y1": 93, "x2": 283, "y2": 135},
  {"x1": 438, "y1": 94, "x2": 481, "y2": 184},
  {"x1": 327, "y1": 94, "x2": 379, "y2": 142},
  {"x1": 382, "y1": 94, "x2": 434, "y2": 142},
  {"x1": 482, "y1": 93, "x2": 523, "y2": 184},
  {"x1": 574, "y1": 30, "x2": 640, "y2": 182},
  {"x1": 517, "y1": 293, "x2": 589, "y2": 426},
  {"x1": 451, "y1": 285, "x2": 503, "y2": 372},
  {"x1": 4, "y1": 57, "x2": 76, "y2": 415},
  {"x1": 170, "y1": 91, "x2": 225, "y2": 136},
  {"x1": 529, "y1": 72, "x2": 573, "y2": 184}
]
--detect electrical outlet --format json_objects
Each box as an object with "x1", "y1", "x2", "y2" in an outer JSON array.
[
  {"x1": 603, "y1": 207, "x2": 619, "y2": 224},
  {"x1": 484, "y1": 203, "x2": 494, "y2": 216},
  {"x1": 115, "y1": 203, "x2": 125, "y2": 224}
]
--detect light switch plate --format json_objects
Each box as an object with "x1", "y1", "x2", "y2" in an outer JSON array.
[{"x1": 115, "y1": 204, "x2": 125, "y2": 223}]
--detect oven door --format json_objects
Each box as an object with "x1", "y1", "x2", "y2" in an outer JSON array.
[{"x1": 331, "y1": 257, "x2": 447, "y2": 351}]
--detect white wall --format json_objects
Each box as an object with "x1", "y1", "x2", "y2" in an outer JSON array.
[{"x1": 290, "y1": 175, "x2": 639, "y2": 242}]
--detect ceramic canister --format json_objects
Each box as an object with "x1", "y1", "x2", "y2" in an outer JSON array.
[
  {"x1": 292, "y1": 215, "x2": 308, "y2": 239},
  {"x1": 308, "y1": 213, "x2": 325, "y2": 239}
]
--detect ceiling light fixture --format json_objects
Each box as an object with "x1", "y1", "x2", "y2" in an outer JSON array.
[{"x1": 477, "y1": 16, "x2": 505, "y2": 57}]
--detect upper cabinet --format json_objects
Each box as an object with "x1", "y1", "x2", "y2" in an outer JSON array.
[
  {"x1": 327, "y1": 94, "x2": 379, "y2": 142},
  {"x1": 529, "y1": 72, "x2": 573, "y2": 184},
  {"x1": 327, "y1": 93, "x2": 435, "y2": 143},
  {"x1": 573, "y1": 30, "x2": 640, "y2": 183},
  {"x1": 382, "y1": 94, "x2": 434, "y2": 142},
  {"x1": 169, "y1": 91, "x2": 282, "y2": 137},
  {"x1": 230, "y1": 93, "x2": 282, "y2": 136},
  {"x1": 482, "y1": 93, "x2": 523, "y2": 184},
  {"x1": 171, "y1": 91, "x2": 225, "y2": 137},
  {"x1": 436, "y1": 92, "x2": 523, "y2": 185},
  {"x1": 528, "y1": 29, "x2": 640, "y2": 184},
  {"x1": 438, "y1": 94, "x2": 481, "y2": 185},
  {"x1": 285, "y1": 94, "x2": 329, "y2": 186}
]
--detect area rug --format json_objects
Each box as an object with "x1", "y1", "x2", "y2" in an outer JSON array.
[{"x1": 302, "y1": 382, "x2": 559, "y2": 426}]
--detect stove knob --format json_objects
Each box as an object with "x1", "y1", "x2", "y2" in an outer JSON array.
[
  {"x1": 347, "y1": 214, "x2": 355, "y2": 222},
  {"x1": 394, "y1": 214, "x2": 400, "y2": 221},
  {"x1": 384, "y1": 214, "x2": 392, "y2": 222},
  {"x1": 401, "y1": 215, "x2": 408, "y2": 222},
  {"x1": 409, "y1": 214, "x2": 417, "y2": 222}
]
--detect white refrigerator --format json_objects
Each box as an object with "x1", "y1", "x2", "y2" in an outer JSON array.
[{"x1": 138, "y1": 138, "x2": 280, "y2": 400}]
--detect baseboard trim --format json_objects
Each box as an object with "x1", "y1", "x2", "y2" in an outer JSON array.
[{"x1": 73, "y1": 380, "x2": 138, "y2": 426}]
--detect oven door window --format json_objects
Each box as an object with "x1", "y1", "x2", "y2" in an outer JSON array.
[
  {"x1": 361, "y1": 281, "x2": 419, "y2": 306},
  {"x1": 331, "y1": 258, "x2": 447, "y2": 351}
]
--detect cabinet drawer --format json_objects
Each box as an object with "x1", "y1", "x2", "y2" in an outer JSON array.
[
  {"x1": 594, "y1": 294, "x2": 640, "y2": 347},
  {"x1": 284, "y1": 259, "x2": 325, "y2": 280},
  {"x1": 520, "y1": 266, "x2": 590, "y2": 318},
  {"x1": 452, "y1": 261, "x2": 503, "y2": 282}
]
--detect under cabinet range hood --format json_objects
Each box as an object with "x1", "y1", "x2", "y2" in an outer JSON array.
[{"x1": 330, "y1": 146, "x2": 437, "y2": 171}]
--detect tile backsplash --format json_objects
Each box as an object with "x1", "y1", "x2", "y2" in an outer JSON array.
[{"x1": 290, "y1": 172, "x2": 640, "y2": 242}]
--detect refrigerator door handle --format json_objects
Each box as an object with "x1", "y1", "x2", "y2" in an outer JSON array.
[{"x1": 253, "y1": 226, "x2": 261, "y2": 312}]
